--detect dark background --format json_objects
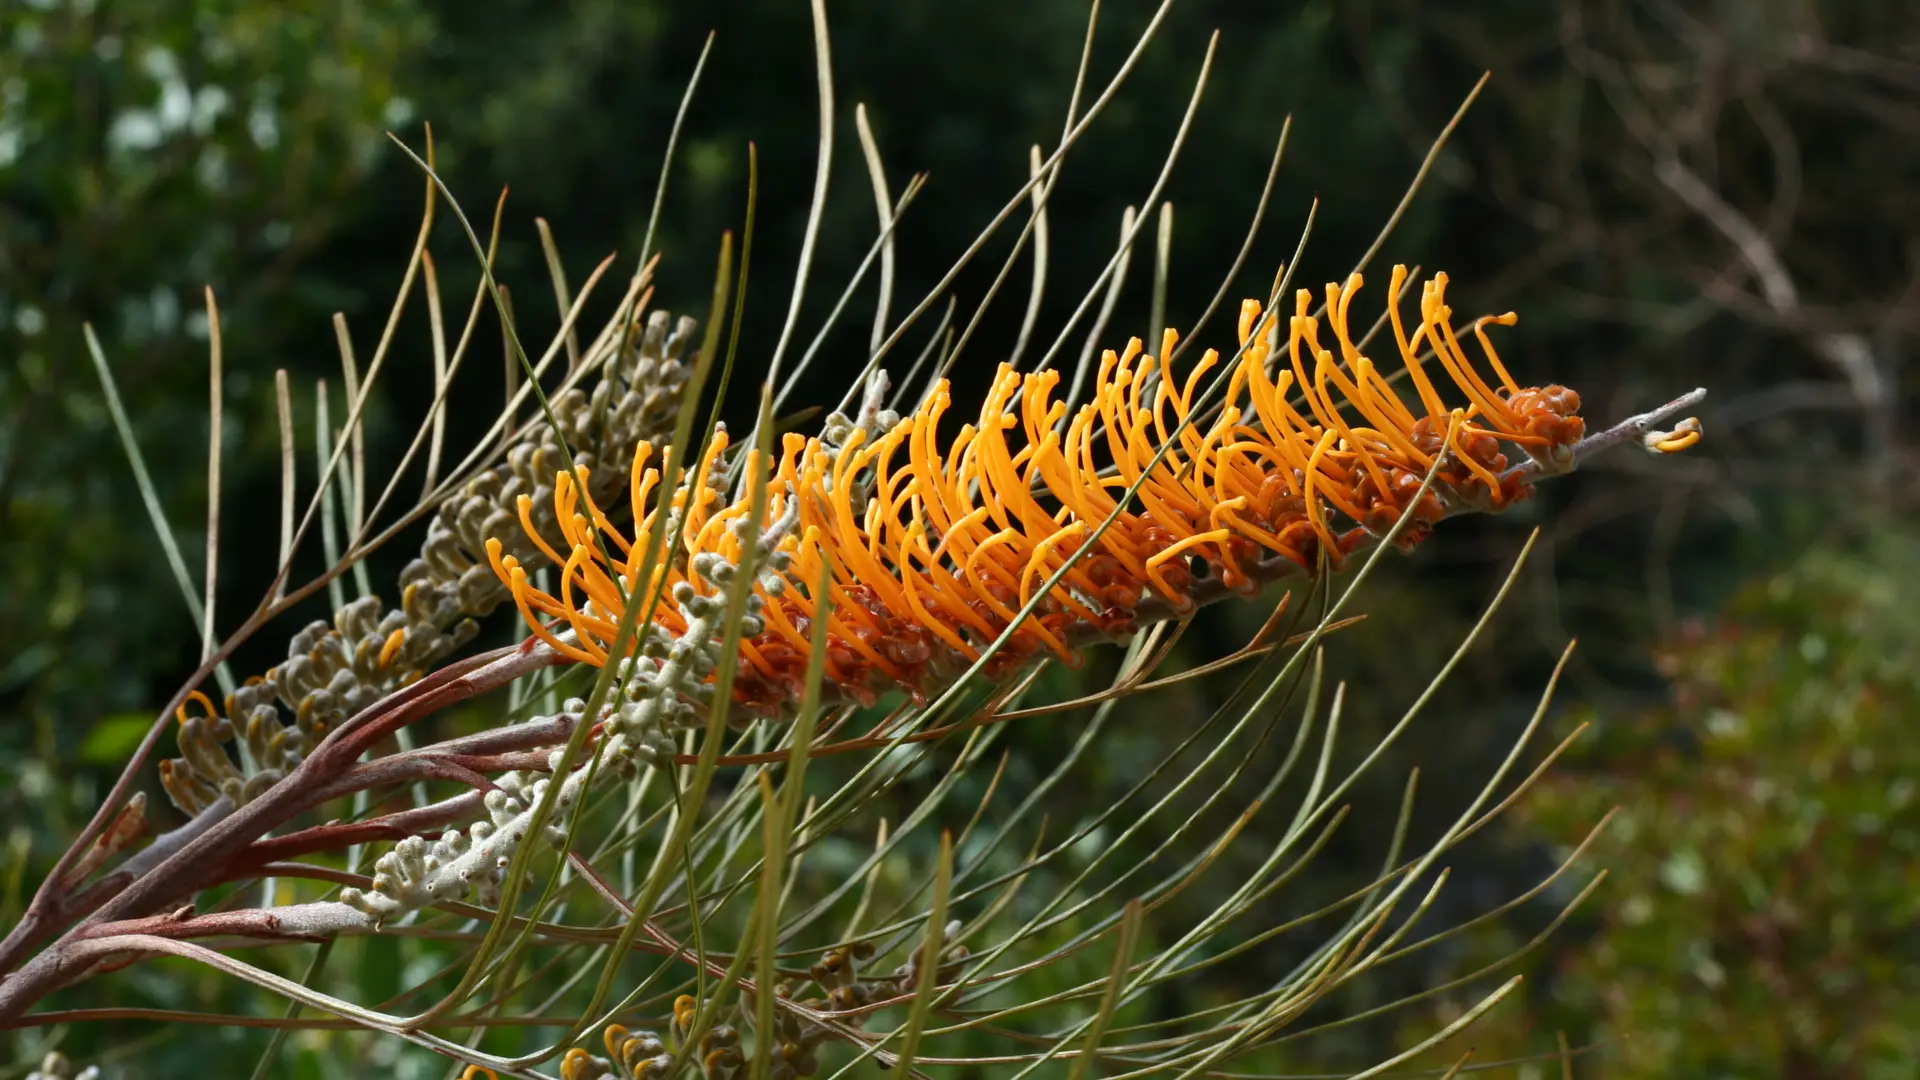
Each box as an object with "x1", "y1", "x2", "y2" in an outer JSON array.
[{"x1": 4, "y1": 1, "x2": 1916, "y2": 1076}]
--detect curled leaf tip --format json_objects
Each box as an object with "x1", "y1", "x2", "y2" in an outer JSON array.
[{"x1": 1644, "y1": 416, "x2": 1703, "y2": 455}]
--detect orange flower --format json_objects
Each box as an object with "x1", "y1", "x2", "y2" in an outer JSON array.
[{"x1": 489, "y1": 267, "x2": 1590, "y2": 715}]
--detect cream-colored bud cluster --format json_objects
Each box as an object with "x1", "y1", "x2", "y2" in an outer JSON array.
[
  {"x1": 159, "y1": 309, "x2": 697, "y2": 816},
  {"x1": 162, "y1": 593, "x2": 461, "y2": 812},
  {"x1": 414, "y1": 311, "x2": 699, "y2": 619},
  {"x1": 339, "y1": 704, "x2": 592, "y2": 924}
]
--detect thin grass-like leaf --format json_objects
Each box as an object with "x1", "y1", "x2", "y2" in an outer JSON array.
[
  {"x1": 1008, "y1": 0, "x2": 1101, "y2": 371},
  {"x1": 1343, "y1": 977, "x2": 1522, "y2": 1080},
  {"x1": 1168, "y1": 116, "x2": 1288, "y2": 364},
  {"x1": 855, "y1": 103, "x2": 896, "y2": 356},
  {"x1": 421, "y1": 253, "x2": 451, "y2": 496},
  {"x1": 1061, "y1": 204, "x2": 1137, "y2": 414},
  {"x1": 82, "y1": 325, "x2": 234, "y2": 693},
  {"x1": 329, "y1": 315, "x2": 373, "y2": 599},
  {"x1": 244, "y1": 938, "x2": 334, "y2": 1080},
  {"x1": 272, "y1": 370, "x2": 295, "y2": 602},
  {"x1": 761, "y1": 0, "x2": 836, "y2": 396},
  {"x1": 534, "y1": 218, "x2": 582, "y2": 372},
  {"x1": 1345, "y1": 72, "x2": 1490, "y2": 284},
  {"x1": 1006, "y1": 145, "x2": 1055, "y2": 372},
  {"x1": 889, "y1": 831, "x2": 953, "y2": 1078},
  {"x1": 1066, "y1": 899, "x2": 1143, "y2": 1080},
  {"x1": 199, "y1": 287, "x2": 224, "y2": 670},
  {"x1": 312, "y1": 378, "x2": 346, "y2": 613},
  {"x1": 868, "y1": 0, "x2": 1175, "y2": 373},
  {"x1": 1150, "y1": 201, "x2": 1173, "y2": 346},
  {"x1": 752, "y1": 771, "x2": 783, "y2": 1080},
  {"x1": 1036, "y1": 32, "x2": 1216, "y2": 382}
]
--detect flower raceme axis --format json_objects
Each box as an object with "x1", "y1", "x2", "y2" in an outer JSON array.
[{"x1": 487, "y1": 268, "x2": 1596, "y2": 716}]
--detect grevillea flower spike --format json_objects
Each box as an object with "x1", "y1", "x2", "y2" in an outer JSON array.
[{"x1": 488, "y1": 267, "x2": 1692, "y2": 719}]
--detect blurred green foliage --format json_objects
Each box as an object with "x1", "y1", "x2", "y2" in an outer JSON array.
[
  {"x1": 0, "y1": 0, "x2": 427, "y2": 729},
  {"x1": 1459, "y1": 528, "x2": 1920, "y2": 1078}
]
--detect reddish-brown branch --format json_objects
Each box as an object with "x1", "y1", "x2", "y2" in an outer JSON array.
[
  {"x1": 233, "y1": 794, "x2": 485, "y2": 871},
  {"x1": 233, "y1": 863, "x2": 372, "y2": 891},
  {"x1": 0, "y1": 796, "x2": 235, "y2": 980},
  {"x1": 302, "y1": 756, "x2": 498, "y2": 808},
  {"x1": 76, "y1": 908, "x2": 327, "y2": 945},
  {"x1": 432, "y1": 751, "x2": 557, "y2": 775},
  {"x1": 317, "y1": 644, "x2": 540, "y2": 762},
  {"x1": 0, "y1": 642, "x2": 561, "y2": 1022},
  {"x1": 385, "y1": 713, "x2": 576, "y2": 760},
  {"x1": 279, "y1": 714, "x2": 579, "y2": 836}
]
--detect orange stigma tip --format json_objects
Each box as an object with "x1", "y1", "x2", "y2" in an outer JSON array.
[
  {"x1": 560, "y1": 1048, "x2": 596, "y2": 1080},
  {"x1": 1645, "y1": 417, "x2": 1703, "y2": 454},
  {"x1": 176, "y1": 689, "x2": 217, "y2": 725},
  {"x1": 377, "y1": 628, "x2": 407, "y2": 669}
]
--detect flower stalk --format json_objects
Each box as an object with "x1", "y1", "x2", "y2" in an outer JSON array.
[{"x1": 493, "y1": 268, "x2": 1693, "y2": 722}]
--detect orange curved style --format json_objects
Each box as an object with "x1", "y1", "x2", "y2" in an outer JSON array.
[{"x1": 487, "y1": 268, "x2": 1586, "y2": 715}]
